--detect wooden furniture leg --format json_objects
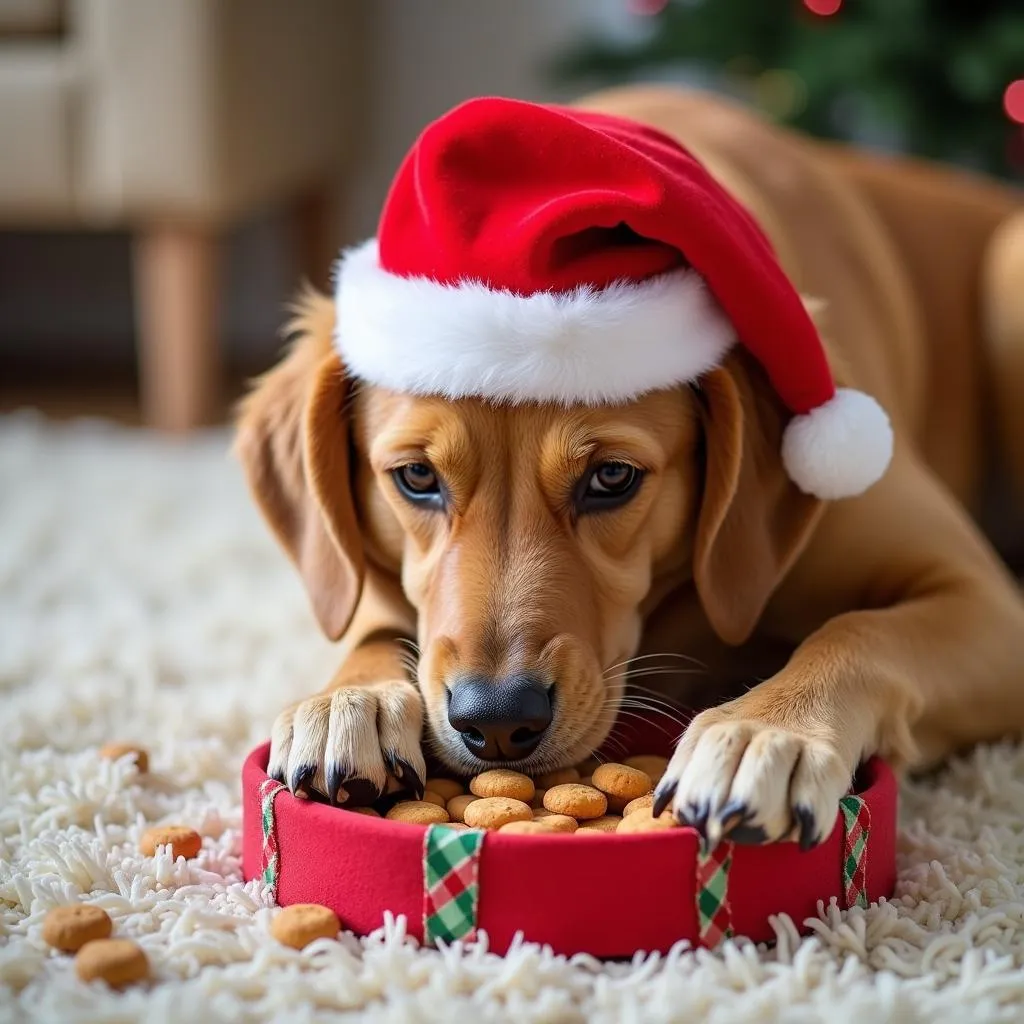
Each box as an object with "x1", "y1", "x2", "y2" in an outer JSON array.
[
  {"x1": 133, "y1": 223, "x2": 221, "y2": 432},
  {"x1": 290, "y1": 181, "x2": 340, "y2": 292}
]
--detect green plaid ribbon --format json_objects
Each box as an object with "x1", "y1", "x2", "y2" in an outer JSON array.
[
  {"x1": 696, "y1": 840, "x2": 734, "y2": 948},
  {"x1": 423, "y1": 824, "x2": 485, "y2": 945},
  {"x1": 840, "y1": 794, "x2": 871, "y2": 910}
]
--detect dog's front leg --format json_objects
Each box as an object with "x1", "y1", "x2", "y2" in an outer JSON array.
[
  {"x1": 268, "y1": 629, "x2": 426, "y2": 805},
  {"x1": 653, "y1": 609, "x2": 916, "y2": 848},
  {"x1": 656, "y1": 568, "x2": 1024, "y2": 848}
]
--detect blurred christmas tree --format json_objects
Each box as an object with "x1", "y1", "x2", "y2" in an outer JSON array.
[{"x1": 554, "y1": 0, "x2": 1024, "y2": 181}]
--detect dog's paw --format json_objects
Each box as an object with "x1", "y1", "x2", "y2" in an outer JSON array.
[
  {"x1": 268, "y1": 680, "x2": 426, "y2": 806},
  {"x1": 653, "y1": 708, "x2": 853, "y2": 849}
]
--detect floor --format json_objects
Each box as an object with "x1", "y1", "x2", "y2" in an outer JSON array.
[{"x1": 4, "y1": 413, "x2": 1024, "y2": 1021}]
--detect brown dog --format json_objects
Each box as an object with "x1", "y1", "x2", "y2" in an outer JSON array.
[{"x1": 236, "y1": 87, "x2": 1024, "y2": 848}]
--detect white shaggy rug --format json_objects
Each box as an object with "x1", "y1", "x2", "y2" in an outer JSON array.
[{"x1": 4, "y1": 413, "x2": 1024, "y2": 1023}]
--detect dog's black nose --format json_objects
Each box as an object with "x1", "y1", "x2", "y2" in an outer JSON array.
[{"x1": 447, "y1": 674, "x2": 553, "y2": 760}]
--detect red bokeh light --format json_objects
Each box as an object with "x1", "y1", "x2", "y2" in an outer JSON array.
[
  {"x1": 1005, "y1": 80, "x2": 1024, "y2": 125},
  {"x1": 803, "y1": 0, "x2": 843, "y2": 15},
  {"x1": 628, "y1": 0, "x2": 670, "y2": 14}
]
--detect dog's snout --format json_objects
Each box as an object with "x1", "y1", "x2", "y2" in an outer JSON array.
[{"x1": 447, "y1": 674, "x2": 553, "y2": 760}]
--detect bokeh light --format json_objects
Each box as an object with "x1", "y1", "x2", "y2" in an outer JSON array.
[
  {"x1": 1004, "y1": 80, "x2": 1024, "y2": 125},
  {"x1": 803, "y1": 0, "x2": 843, "y2": 16},
  {"x1": 628, "y1": 0, "x2": 670, "y2": 15}
]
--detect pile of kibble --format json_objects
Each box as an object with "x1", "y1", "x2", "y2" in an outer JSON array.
[{"x1": 372, "y1": 755, "x2": 675, "y2": 835}]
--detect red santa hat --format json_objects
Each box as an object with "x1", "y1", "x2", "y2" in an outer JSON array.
[{"x1": 334, "y1": 97, "x2": 892, "y2": 500}]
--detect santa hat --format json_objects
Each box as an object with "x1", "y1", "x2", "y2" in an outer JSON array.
[{"x1": 334, "y1": 97, "x2": 892, "y2": 500}]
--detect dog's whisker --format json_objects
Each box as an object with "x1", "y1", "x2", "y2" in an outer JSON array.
[
  {"x1": 620, "y1": 692, "x2": 688, "y2": 710},
  {"x1": 600, "y1": 667, "x2": 698, "y2": 684},
  {"x1": 619, "y1": 695, "x2": 688, "y2": 714},
  {"x1": 602, "y1": 652, "x2": 707, "y2": 677},
  {"x1": 624, "y1": 666, "x2": 706, "y2": 677},
  {"x1": 623, "y1": 683, "x2": 690, "y2": 704},
  {"x1": 596, "y1": 695, "x2": 684, "y2": 713},
  {"x1": 609, "y1": 709, "x2": 685, "y2": 742},
  {"x1": 619, "y1": 704, "x2": 690, "y2": 725}
]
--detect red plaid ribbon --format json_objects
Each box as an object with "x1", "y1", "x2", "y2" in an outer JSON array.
[
  {"x1": 259, "y1": 778, "x2": 286, "y2": 900},
  {"x1": 423, "y1": 825, "x2": 485, "y2": 945},
  {"x1": 840, "y1": 795, "x2": 871, "y2": 910},
  {"x1": 696, "y1": 840, "x2": 734, "y2": 948}
]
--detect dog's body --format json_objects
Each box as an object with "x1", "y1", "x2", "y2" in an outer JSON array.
[{"x1": 237, "y1": 87, "x2": 1024, "y2": 847}]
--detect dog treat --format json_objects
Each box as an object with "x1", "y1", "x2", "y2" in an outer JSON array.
[
  {"x1": 535, "y1": 767, "x2": 580, "y2": 788},
  {"x1": 74, "y1": 939, "x2": 148, "y2": 988},
  {"x1": 99, "y1": 742, "x2": 149, "y2": 773},
  {"x1": 139, "y1": 825, "x2": 202, "y2": 860},
  {"x1": 271, "y1": 903, "x2": 340, "y2": 949},
  {"x1": 543, "y1": 783, "x2": 607, "y2": 820},
  {"x1": 42, "y1": 905, "x2": 112, "y2": 952},
  {"x1": 425, "y1": 778, "x2": 464, "y2": 802},
  {"x1": 498, "y1": 819, "x2": 558, "y2": 835},
  {"x1": 441, "y1": 821, "x2": 472, "y2": 831},
  {"x1": 469, "y1": 770, "x2": 535, "y2": 803},
  {"x1": 385, "y1": 801, "x2": 450, "y2": 825},
  {"x1": 463, "y1": 797, "x2": 533, "y2": 831},
  {"x1": 325, "y1": 749, "x2": 672, "y2": 838},
  {"x1": 446, "y1": 794, "x2": 478, "y2": 822},
  {"x1": 530, "y1": 812, "x2": 578, "y2": 833},
  {"x1": 583, "y1": 815, "x2": 623, "y2": 833},
  {"x1": 624, "y1": 755, "x2": 668, "y2": 783},
  {"x1": 623, "y1": 793, "x2": 654, "y2": 817},
  {"x1": 616, "y1": 808, "x2": 676, "y2": 834},
  {"x1": 592, "y1": 763, "x2": 652, "y2": 801}
]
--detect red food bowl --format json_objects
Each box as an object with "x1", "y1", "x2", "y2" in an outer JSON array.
[{"x1": 242, "y1": 716, "x2": 896, "y2": 957}]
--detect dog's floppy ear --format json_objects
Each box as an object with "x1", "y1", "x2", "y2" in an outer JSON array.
[
  {"x1": 693, "y1": 348, "x2": 824, "y2": 645},
  {"x1": 234, "y1": 291, "x2": 364, "y2": 641}
]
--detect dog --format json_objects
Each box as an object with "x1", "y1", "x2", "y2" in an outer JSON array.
[{"x1": 235, "y1": 86, "x2": 1024, "y2": 848}]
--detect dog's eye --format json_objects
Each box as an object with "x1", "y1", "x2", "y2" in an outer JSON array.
[
  {"x1": 578, "y1": 462, "x2": 643, "y2": 512},
  {"x1": 393, "y1": 463, "x2": 444, "y2": 508}
]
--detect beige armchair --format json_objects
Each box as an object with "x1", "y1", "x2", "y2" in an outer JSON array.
[{"x1": 0, "y1": 0, "x2": 364, "y2": 429}]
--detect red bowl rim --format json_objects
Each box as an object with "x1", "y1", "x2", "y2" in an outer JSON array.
[{"x1": 242, "y1": 742, "x2": 893, "y2": 846}]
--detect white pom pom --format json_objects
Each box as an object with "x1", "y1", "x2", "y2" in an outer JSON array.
[{"x1": 781, "y1": 388, "x2": 893, "y2": 500}]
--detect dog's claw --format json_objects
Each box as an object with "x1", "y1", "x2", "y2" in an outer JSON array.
[
  {"x1": 396, "y1": 757, "x2": 426, "y2": 800},
  {"x1": 794, "y1": 804, "x2": 818, "y2": 851},
  {"x1": 652, "y1": 776, "x2": 678, "y2": 818},
  {"x1": 728, "y1": 823, "x2": 768, "y2": 845},
  {"x1": 343, "y1": 777, "x2": 382, "y2": 807},
  {"x1": 326, "y1": 760, "x2": 384, "y2": 807},
  {"x1": 678, "y1": 799, "x2": 711, "y2": 842},
  {"x1": 706, "y1": 798, "x2": 750, "y2": 845},
  {"x1": 289, "y1": 763, "x2": 317, "y2": 799},
  {"x1": 326, "y1": 762, "x2": 348, "y2": 806},
  {"x1": 384, "y1": 751, "x2": 425, "y2": 800}
]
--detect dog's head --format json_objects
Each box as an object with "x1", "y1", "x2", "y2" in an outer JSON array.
[{"x1": 236, "y1": 290, "x2": 821, "y2": 773}]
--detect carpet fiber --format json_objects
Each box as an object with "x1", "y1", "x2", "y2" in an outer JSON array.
[{"x1": 3, "y1": 413, "x2": 1024, "y2": 1023}]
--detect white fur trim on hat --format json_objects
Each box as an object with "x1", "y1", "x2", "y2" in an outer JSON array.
[
  {"x1": 781, "y1": 388, "x2": 893, "y2": 500},
  {"x1": 333, "y1": 240, "x2": 735, "y2": 405}
]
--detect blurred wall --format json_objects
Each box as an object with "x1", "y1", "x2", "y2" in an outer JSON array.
[
  {"x1": 0, "y1": 0, "x2": 634, "y2": 378},
  {"x1": 345, "y1": 0, "x2": 635, "y2": 240}
]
